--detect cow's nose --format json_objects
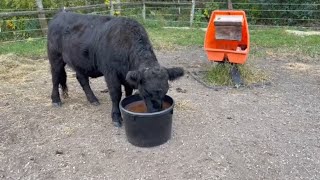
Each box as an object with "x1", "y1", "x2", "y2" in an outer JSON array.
[{"x1": 151, "y1": 100, "x2": 162, "y2": 110}]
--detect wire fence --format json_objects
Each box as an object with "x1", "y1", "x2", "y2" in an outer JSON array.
[{"x1": 0, "y1": 1, "x2": 319, "y2": 43}]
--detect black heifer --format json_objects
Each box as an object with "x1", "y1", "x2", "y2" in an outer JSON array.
[{"x1": 47, "y1": 11, "x2": 184, "y2": 127}]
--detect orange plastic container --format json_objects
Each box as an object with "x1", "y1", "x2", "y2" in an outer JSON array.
[{"x1": 204, "y1": 10, "x2": 250, "y2": 64}]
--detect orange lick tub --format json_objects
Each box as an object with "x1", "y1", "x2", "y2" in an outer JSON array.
[{"x1": 204, "y1": 10, "x2": 250, "y2": 64}]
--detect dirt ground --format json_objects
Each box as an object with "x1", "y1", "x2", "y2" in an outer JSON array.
[{"x1": 0, "y1": 46, "x2": 320, "y2": 180}]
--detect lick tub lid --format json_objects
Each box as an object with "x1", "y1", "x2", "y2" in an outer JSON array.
[{"x1": 214, "y1": 15, "x2": 243, "y2": 26}]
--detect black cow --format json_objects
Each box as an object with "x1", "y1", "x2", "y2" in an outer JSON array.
[{"x1": 47, "y1": 11, "x2": 184, "y2": 127}]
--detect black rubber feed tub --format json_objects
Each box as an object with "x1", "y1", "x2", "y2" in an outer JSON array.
[{"x1": 119, "y1": 95, "x2": 174, "y2": 147}]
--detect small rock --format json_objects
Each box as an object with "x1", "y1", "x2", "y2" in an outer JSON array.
[
  {"x1": 227, "y1": 117, "x2": 232, "y2": 120},
  {"x1": 101, "y1": 89, "x2": 109, "y2": 93},
  {"x1": 176, "y1": 87, "x2": 187, "y2": 93},
  {"x1": 55, "y1": 150, "x2": 64, "y2": 155}
]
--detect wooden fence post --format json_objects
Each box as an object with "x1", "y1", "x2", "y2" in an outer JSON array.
[
  {"x1": 142, "y1": 0, "x2": 146, "y2": 22},
  {"x1": 190, "y1": 0, "x2": 195, "y2": 27},
  {"x1": 36, "y1": 0, "x2": 48, "y2": 36}
]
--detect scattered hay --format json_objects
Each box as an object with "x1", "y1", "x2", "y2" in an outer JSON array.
[
  {"x1": 175, "y1": 100, "x2": 194, "y2": 111},
  {"x1": 285, "y1": 62, "x2": 312, "y2": 72},
  {"x1": 0, "y1": 54, "x2": 48, "y2": 83}
]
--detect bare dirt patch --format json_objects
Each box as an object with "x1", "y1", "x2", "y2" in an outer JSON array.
[{"x1": 1, "y1": 47, "x2": 320, "y2": 179}]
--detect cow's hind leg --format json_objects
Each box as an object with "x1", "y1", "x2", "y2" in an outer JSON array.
[
  {"x1": 105, "y1": 75, "x2": 122, "y2": 127},
  {"x1": 76, "y1": 72, "x2": 100, "y2": 106},
  {"x1": 60, "y1": 67, "x2": 69, "y2": 99},
  {"x1": 49, "y1": 54, "x2": 65, "y2": 107}
]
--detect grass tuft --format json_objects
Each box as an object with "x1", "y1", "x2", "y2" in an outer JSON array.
[{"x1": 205, "y1": 63, "x2": 269, "y2": 86}]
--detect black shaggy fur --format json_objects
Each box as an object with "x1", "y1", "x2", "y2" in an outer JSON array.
[{"x1": 47, "y1": 11, "x2": 184, "y2": 127}]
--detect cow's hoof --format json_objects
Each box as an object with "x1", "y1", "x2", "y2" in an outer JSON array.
[
  {"x1": 91, "y1": 101, "x2": 100, "y2": 106},
  {"x1": 52, "y1": 102, "x2": 62, "y2": 107},
  {"x1": 113, "y1": 121, "x2": 122, "y2": 127}
]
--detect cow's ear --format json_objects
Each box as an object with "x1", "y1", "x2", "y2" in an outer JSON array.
[
  {"x1": 126, "y1": 71, "x2": 142, "y2": 87},
  {"x1": 166, "y1": 67, "x2": 184, "y2": 81}
]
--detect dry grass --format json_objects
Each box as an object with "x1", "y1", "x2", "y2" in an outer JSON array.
[
  {"x1": 0, "y1": 54, "x2": 49, "y2": 83},
  {"x1": 175, "y1": 100, "x2": 195, "y2": 111}
]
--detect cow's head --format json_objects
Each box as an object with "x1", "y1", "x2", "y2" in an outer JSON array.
[{"x1": 126, "y1": 66, "x2": 184, "y2": 112}]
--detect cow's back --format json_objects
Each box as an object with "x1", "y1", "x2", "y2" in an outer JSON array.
[{"x1": 47, "y1": 12, "x2": 112, "y2": 54}]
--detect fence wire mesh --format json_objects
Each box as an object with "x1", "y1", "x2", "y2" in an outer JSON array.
[{"x1": 0, "y1": 1, "x2": 319, "y2": 43}]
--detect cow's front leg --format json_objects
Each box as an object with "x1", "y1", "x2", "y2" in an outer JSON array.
[
  {"x1": 105, "y1": 75, "x2": 122, "y2": 127},
  {"x1": 76, "y1": 72, "x2": 100, "y2": 105},
  {"x1": 124, "y1": 83, "x2": 133, "y2": 97}
]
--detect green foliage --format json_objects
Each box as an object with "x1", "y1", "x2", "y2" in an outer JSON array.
[
  {"x1": 1, "y1": 0, "x2": 319, "y2": 42},
  {"x1": 1, "y1": 0, "x2": 35, "y2": 10},
  {"x1": 146, "y1": 6, "x2": 191, "y2": 27},
  {"x1": 0, "y1": 17, "x2": 42, "y2": 41},
  {"x1": 194, "y1": 1, "x2": 221, "y2": 27},
  {"x1": 232, "y1": 0, "x2": 320, "y2": 26}
]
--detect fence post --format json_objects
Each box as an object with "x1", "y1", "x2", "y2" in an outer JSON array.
[
  {"x1": 116, "y1": 0, "x2": 121, "y2": 15},
  {"x1": 110, "y1": 0, "x2": 114, "y2": 16},
  {"x1": 190, "y1": 0, "x2": 195, "y2": 27},
  {"x1": 142, "y1": 0, "x2": 146, "y2": 22},
  {"x1": 36, "y1": 0, "x2": 48, "y2": 36},
  {"x1": 178, "y1": 0, "x2": 181, "y2": 14},
  {"x1": 227, "y1": 0, "x2": 233, "y2": 9}
]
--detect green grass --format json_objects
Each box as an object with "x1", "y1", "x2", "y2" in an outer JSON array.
[
  {"x1": 0, "y1": 26, "x2": 319, "y2": 86},
  {"x1": 250, "y1": 28, "x2": 320, "y2": 58},
  {"x1": 0, "y1": 38, "x2": 47, "y2": 58},
  {"x1": 0, "y1": 27, "x2": 205, "y2": 57},
  {"x1": 1, "y1": 27, "x2": 318, "y2": 58},
  {"x1": 147, "y1": 27, "x2": 205, "y2": 50}
]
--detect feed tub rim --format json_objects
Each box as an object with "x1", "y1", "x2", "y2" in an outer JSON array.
[{"x1": 119, "y1": 94, "x2": 175, "y2": 117}]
